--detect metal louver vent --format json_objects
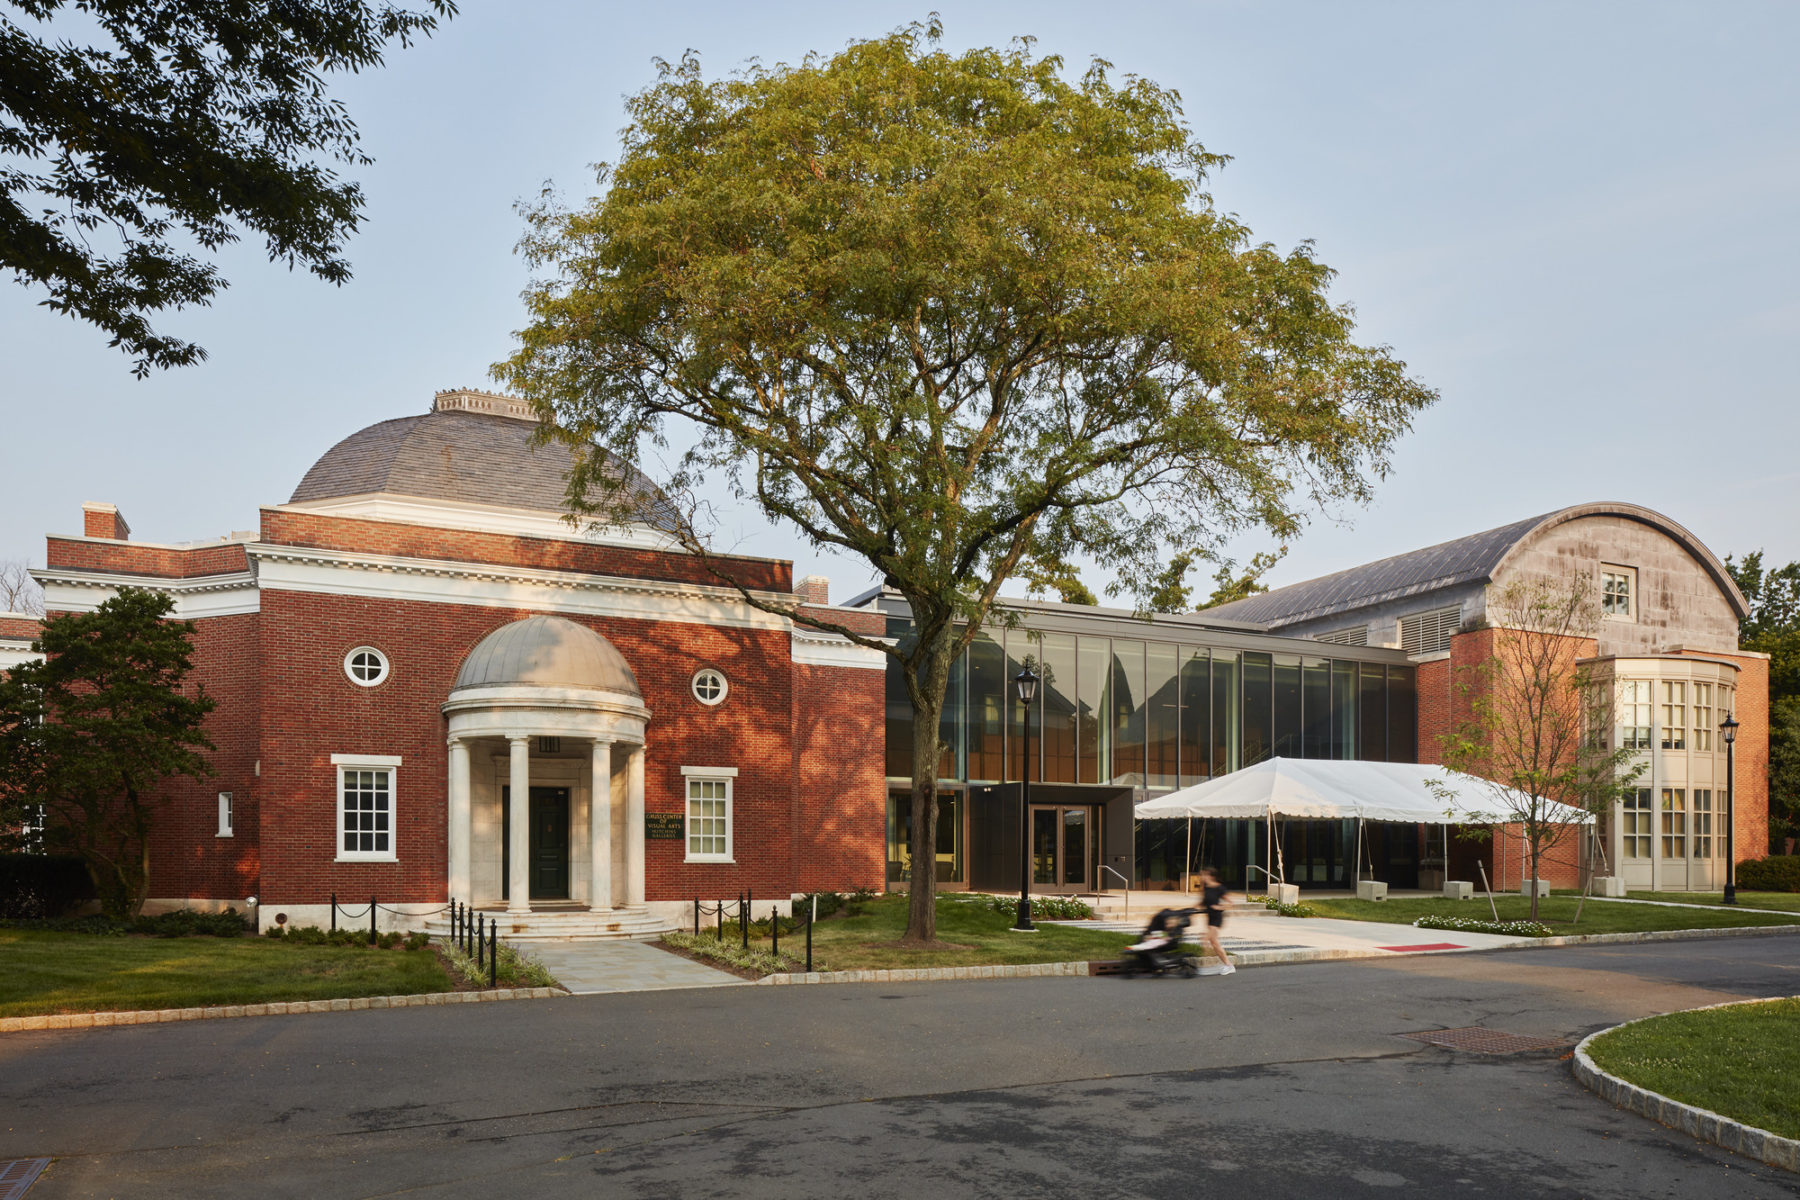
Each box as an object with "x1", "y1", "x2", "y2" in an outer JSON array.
[
  {"x1": 1400, "y1": 606, "x2": 1461, "y2": 655},
  {"x1": 1314, "y1": 626, "x2": 1369, "y2": 646}
]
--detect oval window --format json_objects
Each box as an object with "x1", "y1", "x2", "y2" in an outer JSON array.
[
  {"x1": 691, "y1": 668, "x2": 728, "y2": 706},
  {"x1": 344, "y1": 646, "x2": 390, "y2": 688}
]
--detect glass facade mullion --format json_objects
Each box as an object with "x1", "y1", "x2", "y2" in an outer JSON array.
[
  {"x1": 1241, "y1": 652, "x2": 1272, "y2": 766},
  {"x1": 1146, "y1": 643, "x2": 1180, "y2": 789},
  {"x1": 1178, "y1": 647, "x2": 1210, "y2": 785},
  {"x1": 1111, "y1": 639, "x2": 1146, "y2": 786}
]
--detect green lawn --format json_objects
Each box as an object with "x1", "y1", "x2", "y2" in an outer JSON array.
[
  {"x1": 1587, "y1": 999, "x2": 1800, "y2": 1139},
  {"x1": 719, "y1": 894, "x2": 1137, "y2": 972},
  {"x1": 0, "y1": 929, "x2": 453, "y2": 1018},
  {"x1": 1625, "y1": 891, "x2": 1800, "y2": 913},
  {"x1": 1305, "y1": 894, "x2": 1800, "y2": 934}
]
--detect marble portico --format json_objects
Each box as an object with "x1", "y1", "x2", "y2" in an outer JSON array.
[{"x1": 436, "y1": 614, "x2": 665, "y2": 939}]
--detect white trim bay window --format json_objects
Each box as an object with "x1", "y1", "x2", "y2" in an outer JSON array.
[
  {"x1": 680, "y1": 766, "x2": 737, "y2": 862},
  {"x1": 332, "y1": 753, "x2": 401, "y2": 861}
]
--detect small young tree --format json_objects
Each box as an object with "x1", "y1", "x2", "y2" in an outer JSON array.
[
  {"x1": 0, "y1": 589, "x2": 214, "y2": 917},
  {"x1": 496, "y1": 20, "x2": 1436, "y2": 940},
  {"x1": 1438, "y1": 575, "x2": 1641, "y2": 920}
]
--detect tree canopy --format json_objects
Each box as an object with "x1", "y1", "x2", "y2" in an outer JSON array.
[
  {"x1": 497, "y1": 20, "x2": 1437, "y2": 938},
  {"x1": 1727, "y1": 551, "x2": 1800, "y2": 846},
  {"x1": 1, "y1": 0, "x2": 454, "y2": 375},
  {"x1": 0, "y1": 588, "x2": 214, "y2": 917}
]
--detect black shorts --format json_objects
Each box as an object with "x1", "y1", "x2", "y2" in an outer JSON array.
[{"x1": 1206, "y1": 911, "x2": 1224, "y2": 928}]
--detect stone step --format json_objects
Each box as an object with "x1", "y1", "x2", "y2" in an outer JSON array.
[{"x1": 424, "y1": 906, "x2": 675, "y2": 943}]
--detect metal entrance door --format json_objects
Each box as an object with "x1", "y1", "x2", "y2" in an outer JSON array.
[
  {"x1": 501, "y1": 786, "x2": 571, "y2": 901},
  {"x1": 1030, "y1": 805, "x2": 1091, "y2": 891}
]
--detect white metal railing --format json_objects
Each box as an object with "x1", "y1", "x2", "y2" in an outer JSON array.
[{"x1": 1098, "y1": 864, "x2": 1131, "y2": 918}]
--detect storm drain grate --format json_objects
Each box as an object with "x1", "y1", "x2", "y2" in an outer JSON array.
[
  {"x1": 1401, "y1": 1027, "x2": 1569, "y2": 1055},
  {"x1": 0, "y1": 1158, "x2": 49, "y2": 1200}
]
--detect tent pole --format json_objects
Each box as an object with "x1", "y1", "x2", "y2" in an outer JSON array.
[
  {"x1": 1186, "y1": 817, "x2": 1193, "y2": 893},
  {"x1": 1354, "y1": 818, "x2": 1363, "y2": 889}
]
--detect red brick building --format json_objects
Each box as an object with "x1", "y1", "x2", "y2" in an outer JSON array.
[{"x1": 31, "y1": 390, "x2": 887, "y2": 935}]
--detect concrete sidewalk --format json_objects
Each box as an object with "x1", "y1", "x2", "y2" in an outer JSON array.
[
  {"x1": 1048, "y1": 908, "x2": 1535, "y2": 962},
  {"x1": 527, "y1": 940, "x2": 746, "y2": 995}
]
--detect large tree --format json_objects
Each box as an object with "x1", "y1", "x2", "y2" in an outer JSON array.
[
  {"x1": 1727, "y1": 551, "x2": 1800, "y2": 847},
  {"x1": 0, "y1": 588, "x2": 214, "y2": 917},
  {"x1": 496, "y1": 20, "x2": 1436, "y2": 940},
  {"x1": 1437, "y1": 576, "x2": 1643, "y2": 920},
  {"x1": 1, "y1": 0, "x2": 454, "y2": 375}
]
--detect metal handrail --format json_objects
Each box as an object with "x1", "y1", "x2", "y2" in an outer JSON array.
[{"x1": 1097, "y1": 865, "x2": 1131, "y2": 919}]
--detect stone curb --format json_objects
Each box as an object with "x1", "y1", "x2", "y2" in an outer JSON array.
[
  {"x1": 752, "y1": 922, "x2": 1800, "y2": 986},
  {"x1": 1572, "y1": 996, "x2": 1800, "y2": 1173},
  {"x1": 0, "y1": 986, "x2": 565, "y2": 1034}
]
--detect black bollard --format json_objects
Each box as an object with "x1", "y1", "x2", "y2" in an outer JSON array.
[
  {"x1": 330, "y1": 892, "x2": 337, "y2": 932},
  {"x1": 805, "y1": 901, "x2": 813, "y2": 973},
  {"x1": 740, "y1": 891, "x2": 749, "y2": 951},
  {"x1": 477, "y1": 915, "x2": 484, "y2": 969},
  {"x1": 693, "y1": 897, "x2": 700, "y2": 936},
  {"x1": 488, "y1": 919, "x2": 498, "y2": 988},
  {"x1": 370, "y1": 895, "x2": 377, "y2": 945},
  {"x1": 771, "y1": 904, "x2": 779, "y2": 956}
]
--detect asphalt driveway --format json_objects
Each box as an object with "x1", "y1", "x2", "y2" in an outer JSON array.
[{"x1": 4, "y1": 937, "x2": 1798, "y2": 1198}]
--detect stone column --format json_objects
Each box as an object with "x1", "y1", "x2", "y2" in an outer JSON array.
[
  {"x1": 447, "y1": 736, "x2": 471, "y2": 904},
  {"x1": 626, "y1": 744, "x2": 646, "y2": 907},
  {"x1": 589, "y1": 739, "x2": 613, "y2": 912},
  {"x1": 507, "y1": 735, "x2": 531, "y2": 914}
]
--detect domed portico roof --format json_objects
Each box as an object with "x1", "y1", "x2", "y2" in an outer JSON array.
[{"x1": 452, "y1": 615, "x2": 641, "y2": 697}]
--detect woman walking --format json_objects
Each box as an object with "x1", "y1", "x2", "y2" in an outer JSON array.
[{"x1": 1197, "y1": 865, "x2": 1235, "y2": 976}]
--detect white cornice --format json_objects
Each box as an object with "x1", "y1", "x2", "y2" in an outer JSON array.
[
  {"x1": 249, "y1": 544, "x2": 795, "y2": 632},
  {"x1": 0, "y1": 646, "x2": 43, "y2": 671},
  {"x1": 33, "y1": 569, "x2": 261, "y2": 618},
  {"x1": 790, "y1": 627, "x2": 890, "y2": 671},
  {"x1": 271, "y1": 494, "x2": 684, "y2": 551}
]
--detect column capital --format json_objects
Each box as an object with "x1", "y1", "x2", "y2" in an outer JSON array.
[{"x1": 508, "y1": 734, "x2": 532, "y2": 746}]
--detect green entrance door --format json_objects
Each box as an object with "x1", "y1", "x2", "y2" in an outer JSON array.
[{"x1": 501, "y1": 786, "x2": 571, "y2": 901}]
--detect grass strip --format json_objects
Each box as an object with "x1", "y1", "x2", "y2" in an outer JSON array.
[
  {"x1": 694, "y1": 893, "x2": 1136, "y2": 973},
  {"x1": 0, "y1": 928, "x2": 453, "y2": 1017},
  {"x1": 1305, "y1": 894, "x2": 1800, "y2": 934},
  {"x1": 1587, "y1": 999, "x2": 1800, "y2": 1140}
]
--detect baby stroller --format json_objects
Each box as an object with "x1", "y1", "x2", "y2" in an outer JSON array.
[{"x1": 1121, "y1": 907, "x2": 1200, "y2": 978}]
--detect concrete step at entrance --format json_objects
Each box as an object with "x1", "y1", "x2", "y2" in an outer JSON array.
[{"x1": 424, "y1": 905, "x2": 674, "y2": 942}]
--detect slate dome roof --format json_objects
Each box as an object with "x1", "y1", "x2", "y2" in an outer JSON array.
[
  {"x1": 451, "y1": 615, "x2": 641, "y2": 697},
  {"x1": 289, "y1": 392, "x2": 677, "y2": 529}
]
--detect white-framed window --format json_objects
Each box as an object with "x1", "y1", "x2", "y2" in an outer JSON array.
[
  {"x1": 1692, "y1": 683, "x2": 1714, "y2": 751},
  {"x1": 20, "y1": 803, "x2": 45, "y2": 854},
  {"x1": 680, "y1": 765, "x2": 737, "y2": 861},
  {"x1": 1601, "y1": 566, "x2": 1636, "y2": 620},
  {"x1": 1660, "y1": 681, "x2": 1686, "y2": 750},
  {"x1": 1693, "y1": 789, "x2": 1714, "y2": 858},
  {"x1": 1659, "y1": 788, "x2": 1686, "y2": 858},
  {"x1": 691, "y1": 668, "x2": 729, "y2": 706},
  {"x1": 344, "y1": 646, "x2": 390, "y2": 687},
  {"x1": 1622, "y1": 788, "x2": 1653, "y2": 858},
  {"x1": 332, "y1": 753, "x2": 401, "y2": 861},
  {"x1": 217, "y1": 792, "x2": 234, "y2": 838},
  {"x1": 1616, "y1": 680, "x2": 1653, "y2": 751}
]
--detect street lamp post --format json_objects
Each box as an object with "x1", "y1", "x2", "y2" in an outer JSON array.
[
  {"x1": 1012, "y1": 663, "x2": 1040, "y2": 932},
  {"x1": 1721, "y1": 713, "x2": 1739, "y2": 906}
]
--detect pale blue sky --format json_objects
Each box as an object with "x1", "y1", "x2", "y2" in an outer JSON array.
[{"x1": 3, "y1": 1, "x2": 1795, "y2": 602}]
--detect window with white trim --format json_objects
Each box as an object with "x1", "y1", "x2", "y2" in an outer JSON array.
[
  {"x1": 332, "y1": 754, "x2": 401, "y2": 861},
  {"x1": 344, "y1": 646, "x2": 390, "y2": 687},
  {"x1": 1601, "y1": 567, "x2": 1635, "y2": 620},
  {"x1": 684, "y1": 772, "x2": 733, "y2": 861},
  {"x1": 20, "y1": 803, "x2": 44, "y2": 853},
  {"x1": 691, "y1": 668, "x2": 728, "y2": 706},
  {"x1": 1659, "y1": 788, "x2": 1686, "y2": 858},
  {"x1": 1616, "y1": 680, "x2": 1652, "y2": 751},
  {"x1": 1692, "y1": 683, "x2": 1713, "y2": 751},
  {"x1": 217, "y1": 792, "x2": 234, "y2": 838},
  {"x1": 1693, "y1": 790, "x2": 1714, "y2": 858},
  {"x1": 1622, "y1": 788, "x2": 1653, "y2": 858},
  {"x1": 1660, "y1": 681, "x2": 1686, "y2": 750}
]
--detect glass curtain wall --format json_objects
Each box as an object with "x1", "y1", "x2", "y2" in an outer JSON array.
[
  {"x1": 1272, "y1": 654, "x2": 1302, "y2": 759},
  {"x1": 1302, "y1": 657, "x2": 1331, "y2": 758},
  {"x1": 966, "y1": 632, "x2": 1006, "y2": 783},
  {"x1": 1076, "y1": 637, "x2": 1110, "y2": 784},
  {"x1": 1146, "y1": 643, "x2": 1181, "y2": 788},
  {"x1": 1179, "y1": 648, "x2": 1211, "y2": 785},
  {"x1": 1331, "y1": 660, "x2": 1358, "y2": 759},
  {"x1": 1111, "y1": 640, "x2": 1146, "y2": 786},
  {"x1": 1212, "y1": 651, "x2": 1240, "y2": 776},
  {"x1": 1040, "y1": 633, "x2": 1079, "y2": 783},
  {"x1": 1242, "y1": 652, "x2": 1273, "y2": 765}
]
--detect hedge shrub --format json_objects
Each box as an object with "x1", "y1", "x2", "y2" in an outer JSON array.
[
  {"x1": 0, "y1": 854, "x2": 94, "y2": 919},
  {"x1": 1736, "y1": 856, "x2": 1800, "y2": 893}
]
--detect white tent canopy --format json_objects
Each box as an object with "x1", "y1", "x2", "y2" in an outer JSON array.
[{"x1": 1133, "y1": 757, "x2": 1593, "y2": 826}]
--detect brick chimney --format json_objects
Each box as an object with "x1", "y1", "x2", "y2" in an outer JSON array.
[
  {"x1": 82, "y1": 502, "x2": 130, "y2": 541},
  {"x1": 795, "y1": 575, "x2": 830, "y2": 606}
]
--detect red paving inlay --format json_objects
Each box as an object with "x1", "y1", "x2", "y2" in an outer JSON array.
[{"x1": 1378, "y1": 942, "x2": 1466, "y2": 952}]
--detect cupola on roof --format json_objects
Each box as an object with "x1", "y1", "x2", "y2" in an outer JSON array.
[
  {"x1": 289, "y1": 389, "x2": 677, "y2": 529},
  {"x1": 452, "y1": 615, "x2": 642, "y2": 698}
]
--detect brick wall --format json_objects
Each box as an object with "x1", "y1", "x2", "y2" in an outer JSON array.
[
  {"x1": 0, "y1": 615, "x2": 40, "y2": 640},
  {"x1": 790, "y1": 662, "x2": 886, "y2": 892},
  {"x1": 45, "y1": 537, "x2": 249, "y2": 579},
  {"x1": 1710, "y1": 650, "x2": 1770, "y2": 865}
]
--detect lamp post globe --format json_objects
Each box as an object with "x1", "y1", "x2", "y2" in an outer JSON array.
[
  {"x1": 1721, "y1": 713, "x2": 1739, "y2": 906},
  {"x1": 1013, "y1": 663, "x2": 1040, "y2": 932}
]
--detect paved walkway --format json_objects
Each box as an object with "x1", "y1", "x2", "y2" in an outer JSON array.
[
  {"x1": 526, "y1": 940, "x2": 744, "y2": 995},
  {"x1": 1045, "y1": 907, "x2": 1536, "y2": 958}
]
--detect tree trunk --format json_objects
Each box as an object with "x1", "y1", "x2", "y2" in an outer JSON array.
[
  {"x1": 902, "y1": 623, "x2": 957, "y2": 943},
  {"x1": 1527, "y1": 833, "x2": 1542, "y2": 922}
]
